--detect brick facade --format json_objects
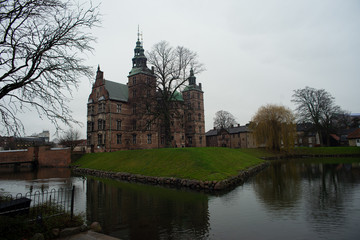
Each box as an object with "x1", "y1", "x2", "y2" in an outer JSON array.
[
  {"x1": 205, "y1": 125, "x2": 257, "y2": 149},
  {"x1": 87, "y1": 37, "x2": 205, "y2": 152}
]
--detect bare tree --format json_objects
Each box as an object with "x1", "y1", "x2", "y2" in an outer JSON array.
[
  {"x1": 292, "y1": 86, "x2": 343, "y2": 146},
  {"x1": 0, "y1": 0, "x2": 100, "y2": 136},
  {"x1": 59, "y1": 128, "x2": 81, "y2": 150},
  {"x1": 213, "y1": 110, "x2": 237, "y2": 129},
  {"x1": 146, "y1": 41, "x2": 204, "y2": 147},
  {"x1": 250, "y1": 104, "x2": 296, "y2": 151}
]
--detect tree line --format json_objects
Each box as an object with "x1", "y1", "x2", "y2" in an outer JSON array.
[{"x1": 214, "y1": 86, "x2": 358, "y2": 151}]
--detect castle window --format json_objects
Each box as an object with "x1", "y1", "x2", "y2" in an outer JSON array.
[
  {"x1": 133, "y1": 89, "x2": 136, "y2": 97},
  {"x1": 199, "y1": 136, "x2": 203, "y2": 144},
  {"x1": 161, "y1": 137, "x2": 164, "y2": 145},
  {"x1": 182, "y1": 135, "x2": 184, "y2": 140},
  {"x1": 117, "y1": 104, "x2": 122, "y2": 113},
  {"x1": 198, "y1": 102, "x2": 200, "y2": 110},
  {"x1": 133, "y1": 77, "x2": 136, "y2": 85},
  {"x1": 188, "y1": 113, "x2": 191, "y2": 121},
  {"x1": 88, "y1": 105, "x2": 94, "y2": 114},
  {"x1": 117, "y1": 134, "x2": 122, "y2": 144},
  {"x1": 98, "y1": 102, "x2": 105, "y2": 112},
  {"x1": 87, "y1": 121, "x2": 94, "y2": 132},
  {"x1": 117, "y1": 120, "x2": 122, "y2": 130},
  {"x1": 147, "y1": 134, "x2": 152, "y2": 144},
  {"x1": 197, "y1": 93, "x2": 200, "y2": 99},
  {"x1": 87, "y1": 135, "x2": 91, "y2": 145},
  {"x1": 132, "y1": 134, "x2": 137, "y2": 144},
  {"x1": 133, "y1": 120, "x2": 136, "y2": 130},
  {"x1": 98, "y1": 119, "x2": 105, "y2": 130},
  {"x1": 133, "y1": 104, "x2": 136, "y2": 114},
  {"x1": 146, "y1": 77, "x2": 150, "y2": 84},
  {"x1": 97, "y1": 134, "x2": 102, "y2": 145},
  {"x1": 188, "y1": 136, "x2": 193, "y2": 144},
  {"x1": 199, "y1": 126, "x2": 202, "y2": 133},
  {"x1": 198, "y1": 113, "x2": 201, "y2": 121},
  {"x1": 146, "y1": 121, "x2": 151, "y2": 131}
]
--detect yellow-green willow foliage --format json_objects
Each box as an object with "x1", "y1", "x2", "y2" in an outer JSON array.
[{"x1": 250, "y1": 104, "x2": 296, "y2": 151}]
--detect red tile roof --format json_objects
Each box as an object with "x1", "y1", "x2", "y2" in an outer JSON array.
[{"x1": 347, "y1": 128, "x2": 360, "y2": 139}]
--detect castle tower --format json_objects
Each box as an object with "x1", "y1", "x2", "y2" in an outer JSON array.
[
  {"x1": 183, "y1": 69, "x2": 205, "y2": 147},
  {"x1": 127, "y1": 30, "x2": 157, "y2": 149}
]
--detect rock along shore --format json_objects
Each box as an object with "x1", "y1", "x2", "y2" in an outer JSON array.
[{"x1": 72, "y1": 161, "x2": 270, "y2": 191}]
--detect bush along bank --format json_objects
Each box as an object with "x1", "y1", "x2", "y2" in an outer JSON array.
[{"x1": 72, "y1": 161, "x2": 269, "y2": 191}]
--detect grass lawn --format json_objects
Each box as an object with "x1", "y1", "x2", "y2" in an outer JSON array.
[{"x1": 74, "y1": 147, "x2": 264, "y2": 181}]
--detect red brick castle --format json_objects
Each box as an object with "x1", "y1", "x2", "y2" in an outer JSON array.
[{"x1": 86, "y1": 36, "x2": 205, "y2": 152}]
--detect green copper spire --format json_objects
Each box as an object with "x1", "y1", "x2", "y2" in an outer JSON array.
[
  {"x1": 188, "y1": 68, "x2": 196, "y2": 85},
  {"x1": 132, "y1": 26, "x2": 147, "y2": 69}
]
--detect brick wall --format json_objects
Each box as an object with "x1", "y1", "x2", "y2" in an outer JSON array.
[
  {"x1": 0, "y1": 146, "x2": 71, "y2": 167},
  {"x1": 0, "y1": 148, "x2": 34, "y2": 163},
  {"x1": 37, "y1": 146, "x2": 71, "y2": 167}
]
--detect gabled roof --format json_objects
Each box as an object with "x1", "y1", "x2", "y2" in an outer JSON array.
[
  {"x1": 205, "y1": 125, "x2": 251, "y2": 136},
  {"x1": 228, "y1": 125, "x2": 250, "y2": 134},
  {"x1": 205, "y1": 129, "x2": 218, "y2": 136},
  {"x1": 347, "y1": 128, "x2": 360, "y2": 139},
  {"x1": 104, "y1": 80, "x2": 128, "y2": 102}
]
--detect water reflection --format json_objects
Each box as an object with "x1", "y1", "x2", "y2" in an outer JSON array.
[
  {"x1": 253, "y1": 161, "x2": 302, "y2": 213},
  {"x1": 85, "y1": 177, "x2": 210, "y2": 240},
  {"x1": 1, "y1": 159, "x2": 360, "y2": 240},
  {"x1": 252, "y1": 160, "x2": 360, "y2": 239}
]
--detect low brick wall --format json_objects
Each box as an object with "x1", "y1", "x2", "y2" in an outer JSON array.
[
  {"x1": 0, "y1": 149, "x2": 34, "y2": 163},
  {"x1": 0, "y1": 146, "x2": 71, "y2": 167},
  {"x1": 38, "y1": 146, "x2": 71, "y2": 167},
  {"x1": 73, "y1": 161, "x2": 270, "y2": 191}
]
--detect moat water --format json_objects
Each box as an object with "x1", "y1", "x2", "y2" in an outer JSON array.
[{"x1": 1, "y1": 158, "x2": 360, "y2": 240}]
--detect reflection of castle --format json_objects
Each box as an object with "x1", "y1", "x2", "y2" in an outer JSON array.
[
  {"x1": 85, "y1": 178, "x2": 209, "y2": 239},
  {"x1": 86, "y1": 36, "x2": 205, "y2": 152}
]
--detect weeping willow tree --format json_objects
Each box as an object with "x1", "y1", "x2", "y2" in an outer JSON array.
[{"x1": 250, "y1": 104, "x2": 296, "y2": 151}]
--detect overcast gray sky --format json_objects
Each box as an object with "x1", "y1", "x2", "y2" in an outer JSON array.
[{"x1": 18, "y1": 0, "x2": 360, "y2": 140}]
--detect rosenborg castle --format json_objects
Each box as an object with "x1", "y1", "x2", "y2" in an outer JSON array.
[{"x1": 86, "y1": 36, "x2": 205, "y2": 152}]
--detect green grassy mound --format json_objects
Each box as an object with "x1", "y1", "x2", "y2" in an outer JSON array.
[{"x1": 73, "y1": 147, "x2": 264, "y2": 181}]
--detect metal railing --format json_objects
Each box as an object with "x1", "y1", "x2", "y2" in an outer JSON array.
[{"x1": 0, "y1": 186, "x2": 75, "y2": 220}]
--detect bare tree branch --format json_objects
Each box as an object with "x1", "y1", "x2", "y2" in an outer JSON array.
[
  {"x1": 146, "y1": 41, "x2": 204, "y2": 146},
  {"x1": 0, "y1": 0, "x2": 100, "y2": 136}
]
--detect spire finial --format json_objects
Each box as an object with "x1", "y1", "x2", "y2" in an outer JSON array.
[
  {"x1": 137, "y1": 25, "x2": 140, "y2": 41},
  {"x1": 97, "y1": 64, "x2": 100, "y2": 71},
  {"x1": 141, "y1": 31, "x2": 143, "y2": 47}
]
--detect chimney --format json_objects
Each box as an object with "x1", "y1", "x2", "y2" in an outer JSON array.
[
  {"x1": 151, "y1": 66, "x2": 154, "y2": 74},
  {"x1": 199, "y1": 83, "x2": 202, "y2": 90}
]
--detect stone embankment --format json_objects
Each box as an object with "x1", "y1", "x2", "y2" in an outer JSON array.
[{"x1": 72, "y1": 161, "x2": 270, "y2": 191}]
